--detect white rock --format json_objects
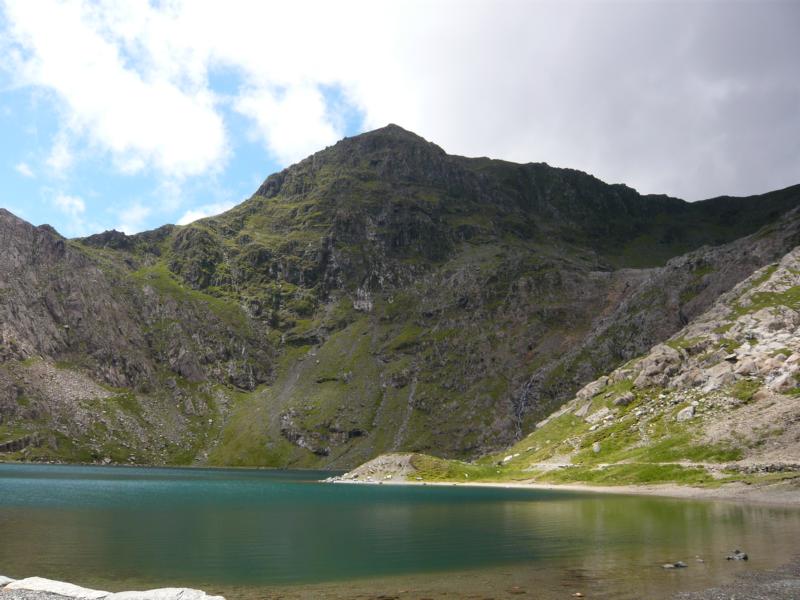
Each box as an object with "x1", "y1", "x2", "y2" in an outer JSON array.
[
  {"x1": 6, "y1": 577, "x2": 109, "y2": 599},
  {"x1": 585, "y1": 406, "x2": 612, "y2": 425},
  {"x1": 701, "y1": 362, "x2": 736, "y2": 392},
  {"x1": 633, "y1": 344, "x2": 683, "y2": 389},
  {"x1": 0, "y1": 575, "x2": 16, "y2": 588},
  {"x1": 576, "y1": 377, "x2": 608, "y2": 401},
  {"x1": 734, "y1": 358, "x2": 757, "y2": 375},
  {"x1": 769, "y1": 373, "x2": 798, "y2": 393},
  {"x1": 676, "y1": 406, "x2": 695, "y2": 422},
  {"x1": 574, "y1": 402, "x2": 591, "y2": 417}
]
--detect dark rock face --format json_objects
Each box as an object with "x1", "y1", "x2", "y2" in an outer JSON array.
[
  {"x1": 0, "y1": 209, "x2": 272, "y2": 391},
  {"x1": 0, "y1": 125, "x2": 798, "y2": 468},
  {"x1": 0, "y1": 208, "x2": 274, "y2": 464}
]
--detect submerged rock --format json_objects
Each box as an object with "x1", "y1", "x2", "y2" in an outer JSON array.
[
  {"x1": 727, "y1": 549, "x2": 749, "y2": 561},
  {"x1": 109, "y1": 589, "x2": 225, "y2": 600}
]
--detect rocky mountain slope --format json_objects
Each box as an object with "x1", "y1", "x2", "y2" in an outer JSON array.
[
  {"x1": 349, "y1": 243, "x2": 800, "y2": 487},
  {"x1": 1, "y1": 125, "x2": 799, "y2": 468}
]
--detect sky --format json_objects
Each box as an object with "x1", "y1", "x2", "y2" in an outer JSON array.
[{"x1": 0, "y1": 0, "x2": 798, "y2": 237}]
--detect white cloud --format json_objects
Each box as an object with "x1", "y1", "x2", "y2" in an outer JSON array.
[
  {"x1": 177, "y1": 201, "x2": 235, "y2": 226},
  {"x1": 53, "y1": 192, "x2": 85, "y2": 216},
  {"x1": 14, "y1": 161, "x2": 33, "y2": 177},
  {"x1": 116, "y1": 202, "x2": 151, "y2": 234},
  {"x1": 3, "y1": 0, "x2": 228, "y2": 179},
  {"x1": 2, "y1": 0, "x2": 799, "y2": 200},
  {"x1": 46, "y1": 134, "x2": 74, "y2": 174},
  {"x1": 51, "y1": 192, "x2": 89, "y2": 236},
  {"x1": 235, "y1": 86, "x2": 342, "y2": 165}
]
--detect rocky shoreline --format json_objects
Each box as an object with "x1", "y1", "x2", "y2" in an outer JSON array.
[
  {"x1": 6, "y1": 564, "x2": 800, "y2": 600},
  {"x1": 676, "y1": 555, "x2": 800, "y2": 599},
  {"x1": 0, "y1": 576, "x2": 224, "y2": 600},
  {"x1": 331, "y1": 474, "x2": 800, "y2": 506},
  {"x1": 328, "y1": 452, "x2": 800, "y2": 506}
]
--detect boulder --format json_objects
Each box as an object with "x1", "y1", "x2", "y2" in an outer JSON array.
[
  {"x1": 726, "y1": 550, "x2": 748, "y2": 561},
  {"x1": 610, "y1": 368, "x2": 634, "y2": 383},
  {"x1": 701, "y1": 361, "x2": 736, "y2": 392},
  {"x1": 633, "y1": 344, "x2": 682, "y2": 388},
  {"x1": 676, "y1": 406, "x2": 695, "y2": 422},
  {"x1": 751, "y1": 389, "x2": 771, "y2": 402},
  {"x1": 6, "y1": 577, "x2": 109, "y2": 599},
  {"x1": 671, "y1": 368, "x2": 705, "y2": 389},
  {"x1": 585, "y1": 406, "x2": 612, "y2": 425},
  {"x1": 613, "y1": 391, "x2": 635, "y2": 407},
  {"x1": 734, "y1": 358, "x2": 757, "y2": 376},
  {"x1": 649, "y1": 344, "x2": 683, "y2": 365},
  {"x1": 769, "y1": 372, "x2": 798, "y2": 393},
  {"x1": 4, "y1": 577, "x2": 226, "y2": 600},
  {"x1": 576, "y1": 376, "x2": 609, "y2": 401},
  {"x1": 759, "y1": 357, "x2": 785, "y2": 375},
  {"x1": 574, "y1": 401, "x2": 591, "y2": 418}
]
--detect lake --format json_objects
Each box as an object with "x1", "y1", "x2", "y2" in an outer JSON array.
[{"x1": 0, "y1": 463, "x2": 798, "y2": 599}]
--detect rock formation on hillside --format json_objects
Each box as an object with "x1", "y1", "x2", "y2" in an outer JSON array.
[{"x1": 383, "y1": 245, "x2": 800, "y2": 486}]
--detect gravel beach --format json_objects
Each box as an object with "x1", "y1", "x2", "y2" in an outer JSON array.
[
  {"x1": 675, "y1": 556, "x2": 800, "y2": 600},
  {"x1": 5, "y1": 561, "x2": 800, "y2": 600}
]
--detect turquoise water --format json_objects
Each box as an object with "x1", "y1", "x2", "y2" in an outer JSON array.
[{"x1": 1, "y1": 464, "x2": 799, "y2": 598}]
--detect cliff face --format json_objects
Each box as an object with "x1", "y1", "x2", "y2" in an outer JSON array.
[
  {"x1": 1, "y1": 125, "x2": 798, "y2": 468},
  {"x1": 457, "y1": 240, "x2": 800, "y2": 487},
  {"x1": 0, "y1": 209, "x2": 274, "y2": 463}
]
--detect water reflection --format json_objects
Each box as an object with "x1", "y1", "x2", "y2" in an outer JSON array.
[{"x1": 0, "y1": 464, "x2": 798, "y2": 599}]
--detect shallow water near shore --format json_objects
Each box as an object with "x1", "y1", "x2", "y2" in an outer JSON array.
[{"x1": 1, "y1": 463, "x2": 798, "y2": 599}]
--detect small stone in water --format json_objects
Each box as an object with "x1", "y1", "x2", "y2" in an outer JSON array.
[{"x1": 727, "y1": 549, "x2": 748, "y2": 561}]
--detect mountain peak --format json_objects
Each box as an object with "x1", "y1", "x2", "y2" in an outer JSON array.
[
  {"x1": 362, "y1": 123, "x2": 427, "y2": 140},
  {"x1": 254, "y1": 124, "x2": 446, "y2": 198},
  {"x1": 337, "y1": 123, "x2": 442, "y2": 154}
]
